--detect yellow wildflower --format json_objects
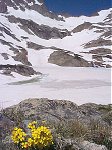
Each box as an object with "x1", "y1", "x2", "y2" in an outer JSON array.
[
  {"x1": 27, "y1": 138, "x2": 33, "y2": 147},
  {"x1": 32, "y1": 126, "x2": 53, "y2": 148},
  {"x1": 11, "y1": 127, "x2": 26, "y2": 144},
  {"x1": 21, "y1": 142, "x2": 29, "y2": 149},
  {"x1": 28, "y1": 121, "x2": 37, "y2": 131},
  {"x1": 11, "y1": 121, "x2": 54, "y2": 149}
]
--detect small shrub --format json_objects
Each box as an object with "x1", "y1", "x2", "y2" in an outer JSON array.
[
  {"x1": 54, "y1": 120, "x2": 87, "y2": 139},
  {"x1": 86, "y1": 120, "x2": 112, "y2": 150}
]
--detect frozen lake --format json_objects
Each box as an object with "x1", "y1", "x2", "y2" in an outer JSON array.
[{"x1": 0, "y1": 66, "x2": 111, "y2": 108}]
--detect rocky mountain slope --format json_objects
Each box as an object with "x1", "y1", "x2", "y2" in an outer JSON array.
[{"x1": 0, "y1": 0, "x2": 111, "y2": 80}]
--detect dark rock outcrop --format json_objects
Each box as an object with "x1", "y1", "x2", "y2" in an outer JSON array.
[
  {"x1": 1, "y1": 53, "x2": 9, "y2": 60},
  {"x1": 0, "y1": 39, "x2": 13, "y2": 47},
  {"x1": 0, "y1": 26, "x2": 20, "y2": 42},
  {"x1": 48, "y1": 51, "x2": 92, "y2": 67},
  {"x1": 84, "y1": 38, "x2": 112, "y2": 48},
  {"x1": 0, "y1": 64, "x2": 40, "y2": 76},
  {"x1": 0, "y1": 2, "x2": 7, "y2": 13},
  {"x1": 27, "y1": 42, "x2": 46, "y2": 50},
  {"x1": 89, "y1": 48, "x2": 111, "y2": 54},
  {"x1": 72, "y1": 22, "x2": 92, "y2": 33},
  {"x1": 12, "y1": 48, "x2": 31, "y2": 66},
  {"x1": 100, "y1": 31, "x2": 111, "y2": 38},
  {"x1": 7, "y1": 16, "x2": 70, "y2": 40},
  {"x1": 92, "y1": 55, "x2": 103, "y2": 61},
  {"x1": 0, "y1": 0, "x2": 63, "y2": 21}
]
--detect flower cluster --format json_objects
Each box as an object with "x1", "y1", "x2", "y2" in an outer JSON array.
[
  {"x1": 31, "y1": 126, "x2": 53, "y2": 149},
  {"x1": 11, "y1": 127, "x2": 26, "y2": 144},
  {"x1": 11, "y1": 121, "x2": 54, "y2": 149}
]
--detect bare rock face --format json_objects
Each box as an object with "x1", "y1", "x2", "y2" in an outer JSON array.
[
  {"x1": 84, "y1": 38, "x2": 112, "y2": 48},
  {"x1": 7, "y1": 16, "x2": 70, "y2": 40},
  {"x1": 0, "y1": 2, "x2": 7, "y2": 13},
  {"x1": 72, "y1": 22, "x2": 92, "y2": 33},
  {"x1": 0, "y1": 64, "x2": 40, "y2": 76},
  {"x1": 27, "y1": 42, "x2": 46, "y2": 50},
  {"x1": 0, "y1": 26, "x2": 20, "y2": 42},
  {"x1": 0, "y1": 0, "x2": 63, "y2": 21},
  {"x1": 18, "y1": 19, "x2": 70, "y2": 40},
  {"x1": 92, "y1": 55, "x2": 103, "y2": 61},
  {"x1": 101, "y1": 31, "x2": 111, "y2": 38},
  {"x1": 1, "y1": 53, "x2": 9, "y2": 60},
  {"x1": 89, "y1": 48, "x2": 111, "y2": 55},
  {"x1": 12, "y1": 48, "x2": 31, "y2": 66},
  {"x1": 84, "y1": 48, "x2": 112, "y2": 68},
  {"x1": 48, "y1": 51, "x2": 92, "y2": 67}
]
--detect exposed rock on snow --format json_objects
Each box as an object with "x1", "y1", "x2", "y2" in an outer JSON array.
[
  {"x1": 72, "y1": 22, "x2": 92, "y2": 33},
  {"x1": 27, "y1": 42, "x2": 46, "y2": 50},
  {"x1": 0, "y1": 1, "x2": 7, "y2": 13},
  {"x1": 48, "y1": 51, "x2": 92, "y2": 67},
  {"x1": 0, "y1": 64, "x2": 40, "y2": 76},
  {"x1": 12, "y1": 48, "x2": 31, "y2": 66},
  {"x1": 84, "y1": 38, "x2": 112, "y2": 48},
  {"x1": 89, "y1": 48, "x2": 111, "y2": 54}
]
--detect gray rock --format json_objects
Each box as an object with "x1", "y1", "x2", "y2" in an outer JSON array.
[
  {"x1": 89, "y1": 48, "x2": 111, "y2": 55},
  {"x1": 92, "y1": 55, "x2": 103, "y2": 61},
  {"x1": 0, "y1": 39, "x2": 12, "y2": 47},
  {"x1": 0, "y1": 2, "x2": 7, "y2": 13},
  {"x1": 2, "y1": 69, "x2": 11, "y2": 75},
  {"x1": 12, "y1": 48, "x2": 31, "y2": 66},
  {"x1": 106, "y1": 64, "x2": 111, "y2": 68},
  {"x1": 81, "y1": 141, "x2": 108, "y2": 150},
  {"x1": 0, "y1": 64, "x2": 40, "y2": 76},
  {"x1": 30, "y1": 3, "x2": 64, "y2": 21},
  {"x1": 1, "y1": 53, "x2": 9, "y2": 60},
  {"x1": 100, "y1": 31, "x2": 111, "y2": 38},
  {"x1": 72, "y1": 22, "x2": 92, "y2": 33},
  {"x1": 0, "y1": 26, "x2": 20, "y2": 42},
  {"x1": 0, "y1": 0, "x2": 63, "y2": 21},
  {"x1": 7, "y1": 16, "x2": 70, "y2": 40},
  {"x1": 48, "y1": 51, "x2": 92, "y2": 67},
  {"x1": 84, "y1": 38, "x2": 112, "y2": 48},
  {"x1": 3, "y1": 99, "x2": 112, "y2": 126},
  {"x1": 27, "y1": 42, "x2": 46, "y2": 50}
]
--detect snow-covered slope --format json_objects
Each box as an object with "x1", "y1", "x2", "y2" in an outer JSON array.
[
  {"x1": 0, "y1": 0, "x2": 111, "y2": 72},
  {"x1": 0, "y1": 0, "x2": 111, "y2": 107}
]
